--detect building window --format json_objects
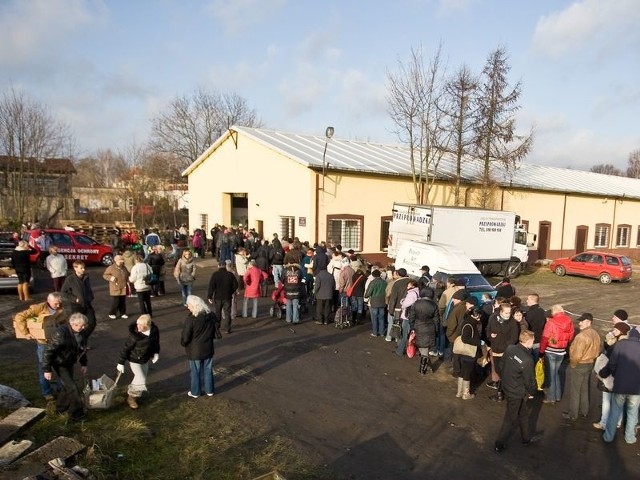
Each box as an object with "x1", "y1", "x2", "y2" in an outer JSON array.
[
  {"x1": 326, "y1": 214, "x2": 363, "y2": 251},
  {"x1": 380, "y1": 216, "x2": 392, "y2": 251},
  {"x1": 636, "y1": 226, "x2": 640, "y2": 246},
  {"x1": 616, "y1": 224, "x2": 630, "y2": 247},
  {"x1": 594, "y1": 223, "x2": 610, "y2": 248},
  {"x1": 279, "y1": 216, "x2": 295, "y2": 240},
  {"x1": 199, "y1": 214, "x2": 208, "y2": 232}
]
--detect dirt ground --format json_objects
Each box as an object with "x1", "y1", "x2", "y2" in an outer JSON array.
[{"x1": 1, "y1": 261, "x2": 639, "y2": 480}]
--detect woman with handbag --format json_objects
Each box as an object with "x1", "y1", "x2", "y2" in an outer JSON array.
[{"x1": 455, "y1": 306, "x2": 483, "y2": 400}]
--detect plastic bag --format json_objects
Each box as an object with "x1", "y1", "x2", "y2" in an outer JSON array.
[
  {"x1": 406, "y1": 330, "x2": 417, "y2": 358},
  {"x1": 535, "y1": 358, "x2": 545, "y2": 391}
]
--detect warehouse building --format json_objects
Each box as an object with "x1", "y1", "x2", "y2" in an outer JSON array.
[{"x1": 182, "y1": 126, "x2": 640, "y2": 265}]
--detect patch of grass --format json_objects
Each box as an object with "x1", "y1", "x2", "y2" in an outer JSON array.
[{"x1": 2, "y1": 364, "x2": 336, "y2": 480}]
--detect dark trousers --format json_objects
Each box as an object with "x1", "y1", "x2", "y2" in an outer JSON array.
[
  {"x1": 54, "y1": 364, "x2": 84, "y2": 419},
  {"x1": 567, "y1": 362, "x2": 593, "y2": 418},
  {"x1": 109, "y1": 295, "x2": 126, "y2": 316},
  {"x1": 495, "y1": 396, "x2": 532, "y2": 446},
  {"x1": 215, "y1": 298, "x2": 233, "y2": 332},
  {"x1": 316, "y1": 298, "x2": 332, "y2": 324},
  {"x1": 137, "y1": 290, "x2": 152, "y2": 316},
  {"x1": 452, "y1": 352, "x2": 461, "y2": 377},
  {"x1": 52, "y1": 276, "x2": 65, "y2": 292}
]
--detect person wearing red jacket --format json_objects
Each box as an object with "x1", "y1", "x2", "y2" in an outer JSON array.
[{"x1": 540, "y1": 304, "x2": 575, "y2": 404}]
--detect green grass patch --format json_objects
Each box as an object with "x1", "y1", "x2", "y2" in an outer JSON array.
[{"x1": 2, "y1": 364, "x2": 336, "y2": 480}]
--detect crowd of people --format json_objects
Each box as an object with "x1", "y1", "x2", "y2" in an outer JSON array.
[{"x1": 10, "y1": 223, "x2": 640, "y2": 451}]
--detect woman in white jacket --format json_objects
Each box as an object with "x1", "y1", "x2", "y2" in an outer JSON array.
[
  {"x1": 45, "y1": 246, "x2": 68, "y2": 292},
  {"x1": 129, "y1": 255, "x2": 152, "y2": 316}
]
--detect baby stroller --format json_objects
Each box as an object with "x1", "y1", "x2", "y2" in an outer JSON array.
[
  {"x1": 269, "y1": 283, "x2": 286, "y2": 319},
  {"x1": 269, "y1": 283, "x2": 309, "y2": 319}
]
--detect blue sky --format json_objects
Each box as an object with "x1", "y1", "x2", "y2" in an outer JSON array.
[{"x1": 1, "y1": 0, "x2": 639, "y2": 171}]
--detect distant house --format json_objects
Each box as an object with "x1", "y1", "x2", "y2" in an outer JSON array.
[
  {"x1": 0, "y1": 155, "x2": 76, "y2": 224},
  {"x1": 182, "y1": 126, "x2": 640, "y2": 264}
]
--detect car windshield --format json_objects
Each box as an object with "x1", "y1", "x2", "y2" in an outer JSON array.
[
  {"x1": 432, "y1": 272, "x2": 495, "y2": 292},
  {"x1": 75, "y1": 234, "x2": 99, "y2": 246}
]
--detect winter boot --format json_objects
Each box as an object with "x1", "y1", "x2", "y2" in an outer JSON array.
[
  {"x1": 462, "y1": 380, "x2": 475, "y2": 400},
  {"x1": 419, "y1": 357, "x2": 428, "y2": 375},
  {"x1": 456, "y1": 377, "x2": 464, "y2": 398},
  {"x1": 127, "y1": 395, "x2": 139, "y2": 409}
]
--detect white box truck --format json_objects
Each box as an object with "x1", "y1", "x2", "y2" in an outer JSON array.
[{"x1": 387, "y1": 203, "x2": 530, "y2": 277}]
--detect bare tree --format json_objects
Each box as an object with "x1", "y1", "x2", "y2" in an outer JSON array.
[
  {"x1": 73, "y1": 149, "x2": 127, "y2": 188},
  {"x1": 626, "y1": 149, "x2": 640, "y2": 178},
  {"x1": 149, "y1": 88, "x2": 262, "y2": 170},
  {"x1": 442, "y1": 64, "x2": 478, "y2": 205},
  {"x1": 472, "y1": 47, "x2": 533, "y2": 208},
  {"x1": 0, "y1": 87, "x2": 75, "y2": 222},
  {"x1": 590, "y1": 163, "x2": 624, "y2": 176},
  {"x1": 387, "y1": 45, "x2": 451, "y2": 204}
]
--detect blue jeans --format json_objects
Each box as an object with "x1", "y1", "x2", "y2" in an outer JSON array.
[
  {"x1": 598, "y1": 391, "x2": 622, "y2": 428},
  {"x1": 243, "y1": 297, "x2": 258, "y2": 318},
  {"x1": 285, "y1": 298, "x2": 300, "y2": 323},
  {"x1": 435, "y1": 325, "x2": 446, "y2": 356},
  {"x1": 350, "y1": 296, "x2": 364, "y2": 315},
  {"x1": 395, "y1": 318, "x2": 411, "y2": 355},
  {"x1": 272, "y1": 265, "x2": 284, "y2": 286},
  {"x1": 188, "y1": 357, "x2": 214, "y2": 396},
  {"x1": 385, "y1": 312, "x2": 395, "y2": 340},
  {"x1": 370, "y1": 307, "x2": 385, "y2": 335},
  {"x1": 180, "y1": 283, "x2": 192, "y2": 305},
  {"x1": 545, "y1": 353, "x2": 564, "y2": 402},
  {"x1": 604, "y1": 394, "x2": 640, "y2": 444},
  {"x1": 37, "y1": 343, "x2": 52, "y2": 396}
]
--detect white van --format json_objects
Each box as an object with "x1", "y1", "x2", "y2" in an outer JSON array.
[{"x1": 393, "y1": 240, "x2": 495, "y2": 295}]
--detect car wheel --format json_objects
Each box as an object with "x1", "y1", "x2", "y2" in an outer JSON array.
[
  {"x1": 599, "y1": 273, "x2": 612, "y2": 284},
  {"x1": 554, "y1": 265, "x2": 566, "y2": 277},
  {"x1": 101, "y1": 254, "x2": 114, "y2": 266}
]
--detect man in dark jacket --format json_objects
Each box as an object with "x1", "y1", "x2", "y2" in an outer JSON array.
[
  {"x1": 600, "y1": 327, "x2": 640, "y2": 444},
  {"x1": 43, "y1": 313, "x2": 88, "y2": 421},
  {"x1": 495, "y1": 330, "x2": 541, "y2": 453},
  {"x1": 61, "y1": 260, "x2": 97, "y2": 338},
  {"x1": 386, "y1": 268, "x2": 411, "y2": 341},
  {"x1": 524, "y1": 293, "x2": 546, "y2": 358},
  {"x1": 283, "y1": 263, "x2": 303, "y2": 324},
  {"x1": 207, "y1": 263, "x2": 239, "y2": 335},
  {"x1": 314, "y1": 268, "x2": 335, "y2": 325}
]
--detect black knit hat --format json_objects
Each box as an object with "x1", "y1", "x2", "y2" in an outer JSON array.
[{"x1": 613, "y1": 309, "x2": 628, "y2": 321}]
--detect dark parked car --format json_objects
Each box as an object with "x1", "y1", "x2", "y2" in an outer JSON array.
[{"x1": 549, "y1": 251, "x2": 632, "y2": 284}]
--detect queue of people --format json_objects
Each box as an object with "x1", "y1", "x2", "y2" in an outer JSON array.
[{"x1": 10, "y1": 227, "x2": 640, "y2": 453}]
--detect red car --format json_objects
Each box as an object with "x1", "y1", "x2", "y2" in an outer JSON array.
[
  {"x1": 23, "y1": 229, "x2": 114, "y2": 266},
  {"x1": 549, "y1": 251, "x2": 632, "y2": 284}
]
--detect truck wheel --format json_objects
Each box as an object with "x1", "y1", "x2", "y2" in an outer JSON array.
[
  {"x1": 101, "y1": 254, "x2": 114, "y2": 266},
  {"x1": 507, "y1": 264, "x2": 521, "y2": 278},
  {"x1": 599, "y1": 273, "x2": 612, "y2": 284},
  {"x1": 554, "y1": 265, "x2": 566, "y2": 277}
]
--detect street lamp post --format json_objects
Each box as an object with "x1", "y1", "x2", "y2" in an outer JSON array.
[{"x1": 321, "y1": 126, "x2": 334, "y2": 190}]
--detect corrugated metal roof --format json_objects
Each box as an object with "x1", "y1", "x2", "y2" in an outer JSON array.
[{"x1": 223, "y1": 126, "x2": 640, "y2": 200}]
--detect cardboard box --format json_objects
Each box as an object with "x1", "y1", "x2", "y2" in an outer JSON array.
[{"x1": 14, "y1": 315, "x2": 58, "y2": 341}]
